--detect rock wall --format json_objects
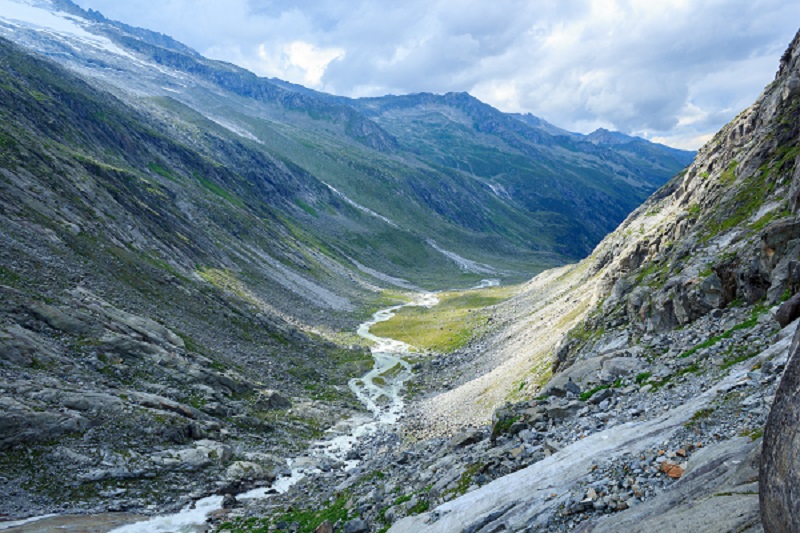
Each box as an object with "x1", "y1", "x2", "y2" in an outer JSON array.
[{"x1": 760, "y1": 324, "x2": 800, "y2": 532}]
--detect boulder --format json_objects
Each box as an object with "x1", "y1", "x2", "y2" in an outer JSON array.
[
  {"x1": 255, "y1": 389, "x2": 292, "y2": 410},
  {"x1": 343, "y1": 518, "x2": 369, "y2": 533},
  {"x1": 760, "y1": 325, "x2": 800, "y2": 532},
  {"x1": 0, "y1": 397, "x2": 89, "y2": 449},
  {"x1": 775, "y1": 292, "x2": 800, "y2": 328},
  {"x1": 315, "y1": 521, "x2": 334, "y2": 533},
  {"x1": 226, "y1": 461, "x2": 267, "y2": 482},
  {"x1": 449, "y1": 428, "x2": 483, "y2": 448},
  {"x1": 27, "y1": 303, "x2": 95, "y2": 336},
  {"x1": 598, "y1": 357, "x2": 643, "y2": 382}
]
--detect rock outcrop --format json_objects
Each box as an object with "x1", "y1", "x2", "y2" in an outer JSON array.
[{"x1": 760, "y1": 324, "x2": 800, "y2": 532}]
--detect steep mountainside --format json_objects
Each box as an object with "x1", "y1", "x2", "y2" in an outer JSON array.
[
  {"x1": 383, "y1": 28, "x2": 800, "y2": 532},
  {"x1": 354, "y1": 92, "x2": 694, "y2": 257},
  {"x1": 0, "y1": 0, "x2": 693, "y2": 273},
  {"x1": 214, "y1": 29, "x2": 800, "y2": 533},
  {"x1": 0, "y1": 36, "x2": 386, "y2": 518}
]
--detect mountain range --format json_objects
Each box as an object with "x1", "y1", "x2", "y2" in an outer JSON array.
[{"x1": 12, "y1": 1, "x2": 800, "y2": 532}]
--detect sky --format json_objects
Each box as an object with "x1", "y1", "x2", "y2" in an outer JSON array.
[{"x1": 71, "y1": 0, "x2": 800, "y2": 150}]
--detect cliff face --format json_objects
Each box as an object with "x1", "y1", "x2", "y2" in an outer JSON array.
[{"x1": 554, "y1": 28, "x2": 800, "y2": 373}]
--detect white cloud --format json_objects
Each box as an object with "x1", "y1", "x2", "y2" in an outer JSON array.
[{"x1": 74, "y1": 0, "x2": 800, "y2": 149}]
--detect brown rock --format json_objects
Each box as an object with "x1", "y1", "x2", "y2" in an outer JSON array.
[
  {"x1": 315, "y1": 520, "x2": 334, "y2": 533},
  {"x1": 667, "y1": 464, "x2": 685, "y2": 479},
  {"x1": 660, "y1": 461, "x2": 685, "y2": 479}
]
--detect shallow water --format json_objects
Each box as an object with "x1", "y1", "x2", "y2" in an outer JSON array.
[{"x1": 4, "y1": 282, "x2": 498, "y2": 533}]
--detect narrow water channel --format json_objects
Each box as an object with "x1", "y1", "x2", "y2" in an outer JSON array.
[{"x1": 2, "y1": 281, "x2": 496, "y2": 533}]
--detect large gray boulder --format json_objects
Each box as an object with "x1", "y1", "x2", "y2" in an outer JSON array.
[{"x1": 760, "y1": 324, "x2": 800, "y2": 532}]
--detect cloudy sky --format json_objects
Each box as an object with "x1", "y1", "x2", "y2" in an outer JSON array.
[{"x1": 72, "y1": 0, "x2": 800, "y2": 150}]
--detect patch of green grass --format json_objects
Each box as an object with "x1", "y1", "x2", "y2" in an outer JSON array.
[
  {"x1": 579, "y1": 378, "x2": 623, "y2": 401},
  {"x1": 720, "y1": 345, "x2": 760, "y2": 370},
  {"x1": 148, "y1": 161, "x2": 179, "y2": 183},
  {"x1": 193, "y1": 172, "x2": 245, "y2": 208},
  {"x1": 679, "y1": 304, "x2": 767, "y2": 359},
  {"x1": 580, "y1": 384, "x2": 610, "y2": 402},
  {"x1": 492, "y1": 415, "x2": 519, "y2": 437},
  {"x1": 443, "y1": 462, "x2": 484, "y2": 499},
  {"x1": 221, "y1": 493, "x2": 354, "y2": 532},
  {"x1": 408, "y1": 499, "x2": 430, "y2": 514},
  {"x1": 635, "y1": 372, "x2": 652, "y2": 385},
  {"x1": 740, "y1": 427, "x2": 764, "y2": 441},
  {"x1": 685, "y1": 407, "x2": 714, "y2": 428},
  {"x1": 719, "y1": 160, "x2": 738, "y2": 185},
  {"x1": 369, "y1": 285, "x2": 515, "y2": 353},
  {"x1": 394, "y1": 494, "x2": 413, "y2": 505},
  {"x1": 294, "y1": 198, "x2": 318, "y2": 217}
]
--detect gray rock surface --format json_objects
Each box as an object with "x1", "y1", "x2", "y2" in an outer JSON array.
[{"x1": 760, "y1": 324, "x2": 800, "y2": 532}]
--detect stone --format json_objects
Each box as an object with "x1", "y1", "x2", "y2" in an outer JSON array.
[
  {"x1": 221, "y1": 493, "x2": 238, "y2": 509},
  {"x1": 315, "y1": 521, "x2": 334, "y2": 533},
  {"x1": 255, "y1": 389, "x2": 292, "y2": 410},
  {"x1": 660, "y1": 461, "x2": 684, "y2": 479},
  {"x1": 565, "y1": 378, "x2": 581, "y2": 395},
  {"x1": 27, "y1": 303, "x2": 95, "y2": 336},
  {"x1": 761, "y1": 325, "x2": 800, "y2": 532},
  {"x1": 343, "y1": 518, "x2": 369, "y2": 533},
  {"x1": 544, "y1": 401, "x2": 582, "y2": 421},
  {"x1": 226, "y1": 461, "x2": 266, "y2": 482},
  {"x1": 775, "y1": 292, "x2": 800, "y2": 328},
  {"x1": 599, "y1": 357, "x2": 642, "y2": 381},
  {"x1": 450, "y1": 428, "x2": 483, "y2": 448}
]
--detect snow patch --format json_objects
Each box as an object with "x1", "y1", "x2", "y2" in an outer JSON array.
[
  {"x1": 323, "y1": 182, "x2": 398, "y2": 228},
  {"x1": 0, "y1": 0, "x2": 134, "y2": 60},
  {"x1": 427, "y1": 239, "x2": 497, "y2": 274},
  {"x1": 206, "y1": 116, "x2": 262, "y2": 143}
]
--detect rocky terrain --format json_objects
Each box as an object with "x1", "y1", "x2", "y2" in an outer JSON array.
[
  {"x1": 0, "y1": 1, "x2": 798, "y2": 532},
  {"x1": 0, "y1": 1, "x2": 700, "y2": 525},
  {"x1": 212, "y1": 29, "x2": 800, "y2": 533}
]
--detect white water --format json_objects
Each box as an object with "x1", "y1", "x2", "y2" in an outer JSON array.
[
  {"x1": 106, "y1": 291, "x2": 441, "y2": 533},
  {"x1": 8, "y1": 281, "x2": 497, "y2": 533}
]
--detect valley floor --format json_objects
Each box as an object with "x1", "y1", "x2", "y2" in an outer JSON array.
[{"x1": 212, "y1": 276, "x2": 791, "y2": 533}]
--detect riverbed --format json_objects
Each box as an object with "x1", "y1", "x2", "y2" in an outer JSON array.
[{"x1": 1, "y1": 290, "x2": 442, "y2": 533}]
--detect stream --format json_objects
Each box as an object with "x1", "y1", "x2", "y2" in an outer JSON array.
[{"x1": 1, "y1": 281, "x2": 496, "y2": 533}]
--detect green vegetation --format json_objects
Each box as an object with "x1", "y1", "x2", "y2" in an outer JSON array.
[
  {"x1": 294, "y1": 198, "x2": 319, "y2": 217},
  {"x1": 740, "y1": 427, "x2": 764, "y2": 441},
  {"x1": 369, "y1": 285, "x2": 516, "y2": 352},
  {"x1": 193, "y1": 172, "x2": 245, "y2": 208},
  {"x1": 679, "y1": 304, "x2": 768, "y2": 359},
  {"x1": 443, "y1": 462, "x2": 484, "y2": 499},
  {"x1": 0, "y1": 265, "x2": 21, "y2": 286},
  {"x1": 221, "y1": 494, "x2": 354, "y2": 533},
  {"x1": 635, "y1": 372, "x2": 652, "y2": 385},
  {"x1": 635, "y1": 260, "x2": 670, "y2": 287},
  {"x1": 702, "y1": 145, "x2": 798, "y2": 241},
  {"x1": 718, "y1": 160, "x2": 738, "y2": 185},
  {"x1": 492, "y1": 415, "x2": 520, "y2": 436},
  {"x1": 685, "y1": 407, "x2": 714, "y2": 427},
  {"x1": 147, "y1": 161, "x2": 179, "y2": 183},
  {"x1": 579, "y1": 378, "x2": 624, "y2": 401}
]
